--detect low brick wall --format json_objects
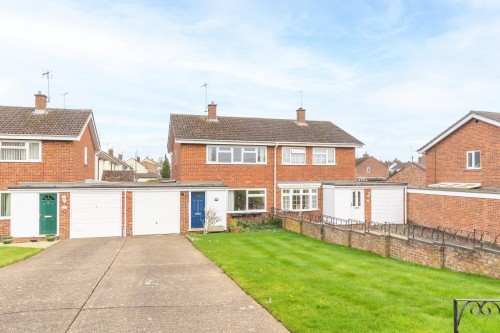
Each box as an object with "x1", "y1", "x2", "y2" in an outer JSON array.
[
  {"x1": 0, "y1": 220, "x2": 10, "y2": 237},
  {"x1": 280, "y1": 216, "x2": 500, "y2": 279}
]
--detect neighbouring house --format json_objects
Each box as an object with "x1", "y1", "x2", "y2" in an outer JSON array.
[
  {"x1": 418, "y1": 110, "x2": 500, "y2": 188},
  {"x1": 96, "y1": 148, "x2": 131, "y2": 180},
  {"x1": 387, "y1": 162, "x2": 426, "y2": 188},
  {"x1": 408, "y1": 110, "x2": 500, "y2": 233},
  {"x1": 0, "y1": 91, "x2": 100, "y2": 236},
  {"x1": 355, "y1": 152, "x2": 389, "y2": 181},
  {"x1": 125, "y1": 156, "x2": 149, "y2": 173},
  {"x1": 168, "y1": 102, "x2": 363, "y2": 229},
  {"x1": 141, "y1": 157, "x2": 161, "y2": 174}
]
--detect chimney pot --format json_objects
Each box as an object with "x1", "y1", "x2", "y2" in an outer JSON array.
[
  {"x1": 34, "y1": 91, "x2": 47, "y2": 111},
  {"x1": 108, "y1": 148, "x2": 114, "y2": 157},
  {"x1": 118, "y1": 154, "x2": 123, "y2": 160},
  {"x1": 208, "y1": 102, "x2": 217, "y2": 120},
  {"x1": 136, "y1": 156, "x2": 140, "y2": 162},
  {"x1": 296, "y1": 107, "x2": 306, "y2": 124}
]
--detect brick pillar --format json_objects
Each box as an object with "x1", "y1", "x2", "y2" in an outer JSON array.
[
  {"x1": 364, "y1": 189, "x2": 372, "y2": 223},
  {"x1": 59, "y1": 192, "x2": 70, "y2": 239},
  {"x1": 180, "y1": 191, "x2": 190, "y2": 234},
  {"x1": 126, "y1": 192, "x2": 133, "y2": 236}
]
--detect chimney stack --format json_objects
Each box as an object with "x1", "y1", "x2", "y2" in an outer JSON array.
[
  {"x1": 108, "y1": 148, "x2": 114, "y2": 157},
  {"x1": 296, "y1": 107, "x2": 306, "y2": 124},
  {"x1": 363, "y1": 151, "x2": 369, "y2": 158},
  {"x1": 118, "y1": 154, "x2": 123, "y2": 160},
  {"x1": 34, "y1": 91, "x2": 47, "y2": 112},
  {"x1": 207, "y1": 102, "x2": 217, "y2": 120},
  {"x1": 136, "y1": 156, "x2": 140, "y2": 162}
]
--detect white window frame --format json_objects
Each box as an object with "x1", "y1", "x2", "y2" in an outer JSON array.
[
  {"x1": 282, "y1": 147, "x2": 306, "y2": 165},
  {"x1": 367, "y1": 167, "x2": 371, "y2": 174},
  {"x1": 0, "y1": 140, "x2": 41, "y2": 162},
  {"x1": 84, "y1": 147, "x2": 88, "y2": 165},
  {"x1": 312, "y1": 148, "x2": 335, "y2": 165},
  {"x1": 466, "y1": 150, "x2": 481, "y2": 170},
  {"x1": 281, "y1": 188, "x2": 318, "y2": 211},
  {"x1": 0, "y1": 192, "x2": 11, "y2": 219},
  {"x1": 206, "y1": 146, "x2": 267, "y2": 164},
  {"x1": 352, "y1": 190, "x2": 362, "y2": 208},
  {"x1": 228, "y1": 188, "x2": 267, "y2": 213}
]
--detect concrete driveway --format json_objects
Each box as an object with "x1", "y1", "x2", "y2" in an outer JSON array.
[{"x1": 0, "y1": 236, "x2": 287, "y2": 332}]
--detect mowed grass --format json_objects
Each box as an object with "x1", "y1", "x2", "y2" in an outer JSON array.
[
  {"x1": 0, "y1": 246, "x2": 42, "y2": 268},
  {"x1": 192, "y1": 230, "x2": 500, "y2": 333}
]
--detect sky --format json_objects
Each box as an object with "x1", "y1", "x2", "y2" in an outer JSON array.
[{"x1": 1, "y1": 0, "x2": 500, "y2": 162}]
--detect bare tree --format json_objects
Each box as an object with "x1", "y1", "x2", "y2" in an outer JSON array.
[{"x1": 203, "y1": 207, "x2": 221, "y2": 234}]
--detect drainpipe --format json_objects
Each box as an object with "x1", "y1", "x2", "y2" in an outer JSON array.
[
  {"x1": 404, "y1": 186, "x2": 407, "y2": 224},
  {"x1": 274, "y1": 143, "x2": 278, "y2": 210}
]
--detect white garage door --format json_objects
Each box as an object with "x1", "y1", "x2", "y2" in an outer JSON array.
[
  {"x1": 71, "y1": 191, "x2": 122, "y2": 238},
  {"x1": 133, "y1": 191, "x2": 180, "y2": 235},
  {"x1": 371, "y1": 188, "x2": 405, "y2": 224}
]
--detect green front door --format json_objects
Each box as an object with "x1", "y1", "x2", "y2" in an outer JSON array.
[{"x1": 39, "y1": 193, "x2": 57, "y2": 235}]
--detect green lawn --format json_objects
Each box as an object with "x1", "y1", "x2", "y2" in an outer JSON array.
[
  {"x1": 0, "y1": 246, "x2": 42, "y2": 268},
  {"x1": 191, "y1": 230, "x2": 500, "y2": 333}
]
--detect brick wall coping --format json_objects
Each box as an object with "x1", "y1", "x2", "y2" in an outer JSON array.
[
  {"x1": 8, "y1": 181, "x2": 228, "y2": 190},
  {"x1": 408, "y1": 187, "x2": 500, "y2": 198}
]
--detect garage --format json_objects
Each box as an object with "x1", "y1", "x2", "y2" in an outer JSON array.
[
  {"x1": 70, "y1": 191, "x2": 122, "y2": 238},
  {"x1": 133, "y1": 191, "x2": 180, "y2": 235}
]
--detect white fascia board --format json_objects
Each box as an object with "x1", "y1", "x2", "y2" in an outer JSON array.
[
  {"x1": 0, "y1": 134, "x2": 79, "y2": 141},
  {"x1": 408, "y1": 188, "x2": 500, "y2": 199},
  {"x1": 175, "y1": 139, "x2": 362, "y2": 148},
  {"x1": 278, "y1": 183, "x2": 322, "y2": 189},
  {"x1": 418, "y1": 114, "x2": 500, "y2": 153}
]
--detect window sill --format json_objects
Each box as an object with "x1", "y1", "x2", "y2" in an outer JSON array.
[
  {"x1": 466, "y1": 168, "x2": 481, "y2": 171},
  {"x1": 0, "y1": 160, "x2": 42, "y2": 163},
  {"x1": 0, "y1": 217, "x2": 11, "y2": 220},
  {"x1": 229, "y1": 210, "x2": 267, "y2": 215},
  {"x1": 282, "y1": 208, "x2": 319, "y2": 212},
  {"x1": 282, "y1": 163, "x2": 307, "y2": 166},
  {"x1": 312, "y1": 163, "x2": 336, "y2": 166}
]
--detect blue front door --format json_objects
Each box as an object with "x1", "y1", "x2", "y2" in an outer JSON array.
[{"x1": 191, "y1": 192, "x2": 205, "y2": 229}]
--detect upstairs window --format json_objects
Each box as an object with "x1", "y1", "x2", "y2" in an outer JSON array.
[
  {"x1": 367, "y1": 167, "x2": 371, "y2": 174},
  {"x1": 0, "y1": 141, "x2": 41, "y2": 162},
  {"x1": 466, "y1": 151, "x2": 480, "y2": 169},
  {"x1": 207, "y1": 146, "x2": 266, "y2": 164},
  {"x1": 313, "y1": 148, "x2": 335, "y2": 165},
  {"x1": 84, "y1": 147, "x2": 88, "y2": 165},
  {"x1": 0, "y1": 193, "x2": 10, "y2": 218},
  {"x1": 282, "y1": 147, "x2": 306, "y2": 165}
]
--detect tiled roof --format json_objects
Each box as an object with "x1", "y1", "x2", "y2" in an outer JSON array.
[
  {"x1": 355, "y1": 156, "x2": 369, "y2": 166},
  {"x1": 169, "y1": 114, "x2": 363, "y2": 146},
  {"x1": 96, "y1": 151, "x2": 130, "y2": 168},
  {"x1": 0, "y1": 106, "x2": 92, "y2": 137},
  {"x1": 418, "y1": 110, "x2": 500, "y2": 153},
  {"x1": 101, "y1": 170, "x2": 135, "y2": 182}
]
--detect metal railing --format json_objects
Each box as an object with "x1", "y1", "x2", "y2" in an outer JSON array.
[
  {"x1": 454, "y1": 299, "x2": 500, "y2": 333},
  {"x1": 270, "y1": 208, "x2": 500, "y2": 250}
]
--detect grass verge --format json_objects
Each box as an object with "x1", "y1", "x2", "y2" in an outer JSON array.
[
  {"x1": 191, "y1": 230, "x2": 500, "y2": 333},
  {"x1": 0, "y1": 246, "x2": 43, "y2": 268}
]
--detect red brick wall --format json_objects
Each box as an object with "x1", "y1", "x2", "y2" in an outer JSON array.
[
  {"x1": 0, "y1": 124, "x2": 97, "y2": 191},
  {"x1": 408, "y1": 191, "x2": 500, "y2": 234},
  {"x1": 425, "y1": 119, "x2": 500, "y2": 187},
  {"x1": 122, "y1": 191, "x2": 133, "y2": 236},
  {"x1": 364, "y1": 189, "x2": 372, "y2": 222},
  {"x1": 180, "y1": 191, "x2": 189, "y2": 233},
  {"x1": 388, "y1": 164, "x2": 426, "y2": 188},
  {"x1": 173, "y1": 144, "x2": 355, "y2": 211},
  {"x1": 356, "y1": 157, "x2": 389, "y2": 179},
  {"x1": 59, "y1": 192, "x2": 70, "y2": 239},
  {"x1": 0, "y1": 220, "x2": 10, "y2": 236}
]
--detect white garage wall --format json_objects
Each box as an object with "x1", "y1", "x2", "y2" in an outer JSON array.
[
  {"x1": 133, "y1": 190, "x2": 180, "y2": 235},
  {"x1": 371, "y1": 188, "x2": 405, "y2": 224},
  {"x1": 323, "y1": 187, "x2": 335, "y2": 217},
  {"x1": 206, "y1": 190, "x2": 227, "y2": 228},
  {"x1": 11, "y1": 192, "x2": 41, "y2": 237}
]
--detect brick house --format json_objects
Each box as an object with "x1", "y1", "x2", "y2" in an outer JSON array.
[
  {"x1": 387, "y1": 162, "x2": 426, "y2": 188},
  {"x1": 417, "y1": 110, "x2": 500, "y2": 188},
  {"x1": 355, "y1": 152, "x2": 389, "y2": 181},
  {"x1": 168, "y1": 103, "x2": 363, "y2": 225},
  {"x1": 96, "y1": 149, "x2": 131, "y2": 180},
  {"x1": 0, "y1": 92, "x2": 100, "y2": 236},
  {"x1": 408, "y1": 111, "x2": 500, "y2": 233}
]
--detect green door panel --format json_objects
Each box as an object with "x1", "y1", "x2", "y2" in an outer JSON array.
[{"x1": 39, "y1": 193, "x2": 57, "y2": 235}]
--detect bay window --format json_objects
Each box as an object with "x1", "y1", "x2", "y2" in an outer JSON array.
[
  {"x1": 228, "y1": 189, "x2": 266, "y2": 212},
  {"x1": 0, "y1": 141, "x2": 41, "y2": 162},
  {"x1": 282, "y1": 188, "x2": 318, "y2": 211}
]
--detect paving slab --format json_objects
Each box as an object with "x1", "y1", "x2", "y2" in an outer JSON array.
[{"x1": 0, "y1": 309, "x2": 80, "y2": 333}]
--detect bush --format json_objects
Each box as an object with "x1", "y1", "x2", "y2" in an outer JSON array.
[{"x1": 237, "y1": 215, "x2": 282, "y2": 232}]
